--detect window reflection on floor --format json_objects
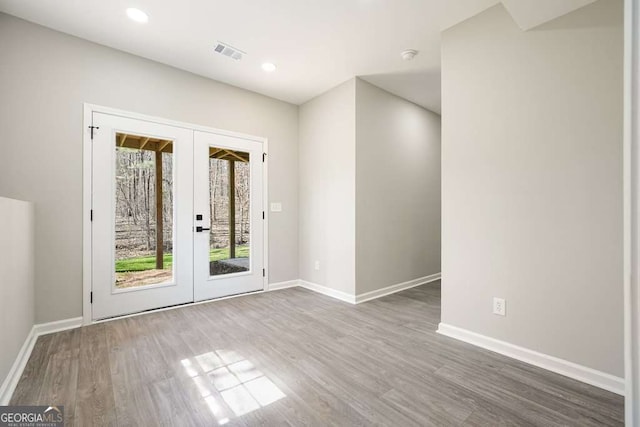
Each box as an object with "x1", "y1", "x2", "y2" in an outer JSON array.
[{"x1": 181, "y1": 350, "x2": 286, "y2": 424}]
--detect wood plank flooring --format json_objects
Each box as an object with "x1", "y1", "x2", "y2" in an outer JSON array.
[{"x1": 11, "y1": 282, "x2": 624, "y2": 426}]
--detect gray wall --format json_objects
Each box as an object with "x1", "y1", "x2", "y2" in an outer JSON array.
[
  {"x1": 0, "y1": 197, "x2": 35, "y2": 398},
  {"x1": 0, "y1": 13, "x2": 299, "y2": 323},
  {"x1": 298, "y1": 79, "x2": 356, "y2": 294},
  {"x1": 355, "y1": 79, "x2": 441, "y2": 294},
  {"x1": 441, "y1": 0, "x2": 624, "y2": 376},
  {"x1": 298, "y1": 78, "x2": 441, "y2": 296}
]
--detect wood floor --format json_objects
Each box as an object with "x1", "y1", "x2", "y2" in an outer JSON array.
[{"x1": 11, "y1": 282, "x2": 624, "y2": 426}]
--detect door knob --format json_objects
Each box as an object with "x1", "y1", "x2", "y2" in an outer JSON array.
[{"x1": 196, "y1": 226, "x2": 211, "y2": 232}]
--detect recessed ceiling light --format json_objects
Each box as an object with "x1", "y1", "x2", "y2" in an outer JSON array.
[
  {"x1": 126, "y1": 8, "x2": 148, "y2": 23},
  {"x1": 261, "y1": 63, "x2": 276, "y2": 72}
]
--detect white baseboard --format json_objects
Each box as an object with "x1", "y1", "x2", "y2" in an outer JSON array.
[
  {"x1": 0, "y1": 317, "x2": 83, "y2": 405},
  {"x1": 33, "y1": 317, "x2": 83, "y2": 336},
  {"x1": 296, "y1": 274, "x2": 442, "y2": 305},
  {"x1": 298, "y1": 280, "x2": 357, "y2": 304},
  {"x1": 267, "y1": 280, "x2": 300, "y2": 291},
  {"x1": 355, "y1": 273, "x2": 441, "y2": 304},
  {"x1": 437, "y1": 323, "x2": 625, "y2": 396},
  {"x1": 0, "y1": 327, "x2": 37, "y2": 405}
]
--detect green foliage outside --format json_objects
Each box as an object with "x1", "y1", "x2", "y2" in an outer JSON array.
[{"x1": 115, "y1": 245, "x2": 250, "y2": 272}]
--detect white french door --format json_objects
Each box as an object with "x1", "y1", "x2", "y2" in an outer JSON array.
[
  {"x1": 90, "y1": 112, "x2": 265, "y2": 320},
  {"x1": 193, "y1": 131, "x2": 264, "y2": 301}
]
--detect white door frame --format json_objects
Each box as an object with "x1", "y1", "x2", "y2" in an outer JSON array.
[
  {"x1": 624, "y1": 0, "x2": 639, "y2": 424},
  {"x1": 82, "y1": 103, "x2": 269, "y2": 325}
]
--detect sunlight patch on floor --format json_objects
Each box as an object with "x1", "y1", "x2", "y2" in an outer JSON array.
[{"x1": 181, "y1": 350, "x2": 285, "y2": 424}]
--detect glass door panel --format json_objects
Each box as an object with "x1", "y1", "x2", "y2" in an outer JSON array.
[
  {"x1": 208, "y1": 148, "x2": 251, "y2": 277},
  {"x1": 114, "y1": 134, "x2": 175, "y2": 289}
]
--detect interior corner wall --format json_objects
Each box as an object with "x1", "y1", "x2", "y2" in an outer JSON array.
[
  {"x1": 355, "y1": 79, "x2": 441, "y2": 295},
  {"x1": 0, "y1": 13, "x2": 299, "y2": 323},
  {"x1": 0, "y1": 197, "x2": 35, "y2": 391},
  {"x1": 441, "y1": 0, "x2": 624, "y2": 376},
  {"x1": 298, "y1": 79, "x2": 357, "y2": 295}
]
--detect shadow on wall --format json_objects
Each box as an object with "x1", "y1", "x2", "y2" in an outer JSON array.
[
  {"x1": 529, "y1": 0, "x2": 622, "y2": 31},
  {"x1": 358, "y1": 68, "x2": 442, "y2": 114}
]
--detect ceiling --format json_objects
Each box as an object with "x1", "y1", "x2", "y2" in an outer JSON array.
[{"x1": 0, "y1": 0, "x2": 597, "y2": 113}]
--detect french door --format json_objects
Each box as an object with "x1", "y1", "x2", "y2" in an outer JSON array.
[
  {"x1": 90, "y1": 112, "x2": 264, "y2": 320},
  {"x1": 193, "y1": 131, "x2": 264, "y2": 301}
]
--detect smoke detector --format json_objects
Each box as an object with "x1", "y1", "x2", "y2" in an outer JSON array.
[
  {"x1": 401, "y1": 49, "x2": 418, "y2": 61},
  {"x1": 213, "y1": 42, "x2": 245, "y2": 61}
]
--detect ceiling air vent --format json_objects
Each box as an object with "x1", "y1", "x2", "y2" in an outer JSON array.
[{"x1": 213, "y1": 42, "x2": 245, "y2": 61}]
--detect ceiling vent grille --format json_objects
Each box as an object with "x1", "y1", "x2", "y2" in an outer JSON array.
[{"x1": 213, "y1": 42, "x2": 245, "y2": 61}]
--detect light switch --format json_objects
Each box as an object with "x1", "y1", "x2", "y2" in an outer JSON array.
[{"x1": 270, "y1": 202, "x2": 282, "y2": 212}]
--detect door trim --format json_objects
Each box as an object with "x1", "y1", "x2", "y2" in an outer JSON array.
[
  {"x1": 82, "y1": 103, "x2": 269, "y2": 325},
  {"x1": 624, "y1": 0, "x2": 639, "y2": 422}
]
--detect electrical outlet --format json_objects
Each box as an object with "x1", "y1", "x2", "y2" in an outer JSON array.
[
  {"x1": 314, "y1": 261, "x2": 320, "y2": 271},
  {"x1": 493, "y1": 297, "x2": 506, "y2": 316}
]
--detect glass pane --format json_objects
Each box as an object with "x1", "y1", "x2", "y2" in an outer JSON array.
[
  {"x1": 114, "y1": 133, "x2": 174, "y2": 289},
  {"x1": 208, "y1": 147, "x2": 250, "y2": 276}
]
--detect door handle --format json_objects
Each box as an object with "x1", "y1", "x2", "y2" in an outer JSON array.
[{"x1": 196, "y1": 226, "x2": 211, "y2": 232}]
